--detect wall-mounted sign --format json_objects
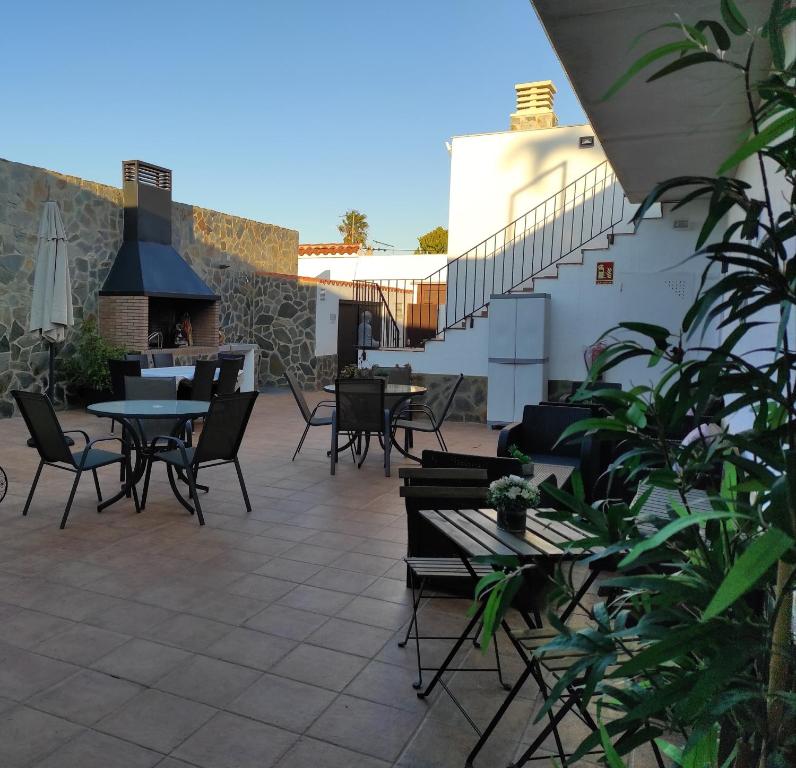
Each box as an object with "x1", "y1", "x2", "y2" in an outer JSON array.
[{"x1": 596, "y1": 261, "x2": 614, "y2": 284}]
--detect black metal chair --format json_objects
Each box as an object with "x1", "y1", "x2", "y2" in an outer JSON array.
[
  {"x1": 372, "y1": 364, "x2": 411, "y2": 385},
  {"x1": 12, "y1": 391, "x2": 138, "y2": 529},
  {"x1": 124, "y1": 375, "x2": 180, "y2": 449},
  {"x1": 152, "y1": 352, "x2": 175, "y2": 368},
  {"x1": 141, "y1": 392, "x2": 258, "y2": 525},
  {"x1": 396, "y1": 467, "x2": 510, "y2": 691},
  {"x1": 108, "y1": 359, "x2": 141, "y2": 434},
  {"x1": 392, "y1": 373, "x2": 463, "y2": 456},
  {"x1": 285, "y1": 370, "x2": 334, "y2": 461},
  {"x1": 191, "y1": 359, "x2": 218, "y2": 402},
  {"x1": 331, "y1": 377, "x2": 391, "y2": 476},
  {"x1": 217, "y1": 355, "x2": 244, "y2": 395},
  {"x1": 125, "y1": 352, "x2": 150, "y2": 370},
  {"x1": 109, "y1": 359, "x2": 141, "y2": 400}
]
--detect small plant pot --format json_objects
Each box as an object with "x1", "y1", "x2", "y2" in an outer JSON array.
[
  {"x1": 496, "y1": 504, "x2": 529, "y2": 535},
  {"x1": 521, "y1": 462, "x2": 534, "y2": 477}
]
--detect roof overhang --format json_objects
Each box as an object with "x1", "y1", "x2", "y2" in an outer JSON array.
[{"x1": 532, "y1": 0, "x2": 771, "y2": 202}]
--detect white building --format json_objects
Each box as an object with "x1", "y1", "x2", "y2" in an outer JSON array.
[{"x1": 309, "y1": 1, "x2": 788, "y2": 424}]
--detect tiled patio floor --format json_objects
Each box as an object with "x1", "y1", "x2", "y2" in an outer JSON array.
[{"x1": 0, "y1": 390, "x2": 655, "y2": 768}]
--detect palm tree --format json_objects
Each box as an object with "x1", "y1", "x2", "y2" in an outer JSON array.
[{"x1": 338, "y1": 210, "x2": 368, "y2": 245}]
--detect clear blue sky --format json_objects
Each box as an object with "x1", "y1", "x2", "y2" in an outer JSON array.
[{"x1": 1, "y1": 0, "x2": 585, "y2": 249}]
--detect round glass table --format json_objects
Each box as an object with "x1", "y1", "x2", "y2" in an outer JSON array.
[
  {"x1": 322, "y1": 383, "x2": 426, "y2": 399},
  {"x1": 88, "y1": 400, "x2": 211, "y2": 420},
  {"x1": 87, "y1": 400, "x2": 210, "y2": 511}
]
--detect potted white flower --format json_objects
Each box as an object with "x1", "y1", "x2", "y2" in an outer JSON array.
[{"x1": 487, "y1": 475, "x2": 540, "y2": 534}]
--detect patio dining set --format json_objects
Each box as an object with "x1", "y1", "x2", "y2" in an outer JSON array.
[
  {"x1": 286, "y1": 364, "x2": 465, "y2": 477},
  {"x1": 12, "y1": 352, "x2": 255, "y2": 529}
]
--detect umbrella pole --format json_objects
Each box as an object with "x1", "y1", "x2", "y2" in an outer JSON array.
[{"x1": 47, "y1": 342, "x2": 55, "y2": 401}]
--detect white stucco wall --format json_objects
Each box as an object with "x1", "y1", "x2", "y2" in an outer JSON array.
[
  {"x1": 447, "y1": 124, "x2": 608, "y2": 257},
  {"x1": 299, "y1": 253, "x2": 448, "y2": 282},
  {"x1": 368, "y1": 201, "x2": 716, "y2": 390}
]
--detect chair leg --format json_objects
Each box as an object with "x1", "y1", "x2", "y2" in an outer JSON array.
[
  {"x1": 128, "y1": 457, "x2": 141, "y2": 514},
  {"x1": 330, "y1": 420, "x2": 337, "y2": 475},
  {"x1": 234, "y1": 458, "x2": 252, "y2": 512},
  {"x1": 292, "y1": 423, "x2": 310, "y2": 461},
  {"x1": 22, "y1": 460, "x2": 44, "y2": 516},
  {"x1": 141, "y1": 457, "x2": 153, "y2": 510},
  {"x1": 383, "y1": 415, "x2": 391, "y2": 477},
  {"x1": 186, "y1": 467, "x2": 205, "y2": 526},
  {"x1": 92, "y1": 469, "x2": 102, "y2": 502},
  {"x1": 60, "y1": 470, "x2": 82, "y2": 529}
]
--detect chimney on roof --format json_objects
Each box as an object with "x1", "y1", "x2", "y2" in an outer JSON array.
[{"x1": 510, "y1": 80, "x2": 558, "y2": 131}]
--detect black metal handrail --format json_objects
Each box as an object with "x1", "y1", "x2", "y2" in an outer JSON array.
[
  {"x1": 352, "y1": 280, "x2": 401, "y2": 347},
  {"x1": 353, "y1": 160, "x2": 625, "y2": 348}
]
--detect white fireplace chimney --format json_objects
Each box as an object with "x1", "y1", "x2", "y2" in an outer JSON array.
[{"x1": 510, "y1": 80, "x2": 558, "y2": 131}]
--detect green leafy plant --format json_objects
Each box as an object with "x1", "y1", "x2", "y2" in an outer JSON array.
[
  {"x1": 339, "y1": 364, "x2": 373, "y2": 379},
  {"x1": 473, "y1": 3, "x2": 796, "y2": 767},
  {"x1": 415, "y1": 226, "x2": 448, "y2": 254},
  {"x1": 63, "y1": 318, "x2": 125, "y2": 392},
  {"x1": 338, "y1": 209, "x2": 369, "y2": 246},
  {"x1": 507, "y1": 443, "x2": 531, "y2": 465}
]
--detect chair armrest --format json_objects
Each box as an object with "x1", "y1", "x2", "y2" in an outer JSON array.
[
  {"x1": 74, "y1": 436, "x2": 124, "y2": 469},
  {"x1": 497, "y1": 422, "x2": 524, "y2": 457},
  {"x1": 85, "y1": 436, "x2": 124, "y2": 450},
  {"x1": 310, "y1": 401, "x2": 335, "y2": 417},
  {"x1": 63, "y1": 429, "x2": 90, "y2": 447},
  {"x1": 148, "y1": 434, "x2": 187, "y2": 452}
]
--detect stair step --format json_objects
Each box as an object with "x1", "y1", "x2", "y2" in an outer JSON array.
[{"x1": 535, "y1": 264, "x2": 559, "y2": 279}]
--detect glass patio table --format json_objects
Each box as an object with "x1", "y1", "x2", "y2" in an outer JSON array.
[{"x1": 87, "y1": 400, "x2": 210, "y2": 511}]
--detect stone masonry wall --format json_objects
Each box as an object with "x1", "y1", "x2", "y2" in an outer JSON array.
[
  {"x1": 0, "y1": 157, "x2": 311, "y2": 416},
  {"x1": 410, "y1": 372, "x2": 488, "y2": 423}
]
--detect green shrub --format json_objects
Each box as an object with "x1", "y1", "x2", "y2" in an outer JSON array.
[{"x1": 63, "y1": 319, "x2": 125, "y2": 392}]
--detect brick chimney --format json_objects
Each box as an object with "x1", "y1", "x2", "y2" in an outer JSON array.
[{"x1": 510, "y1": 80, "x2": 558, "y2": 131}]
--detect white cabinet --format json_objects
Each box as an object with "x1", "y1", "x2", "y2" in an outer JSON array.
[{"x1": 487, "y1": 293, "x2": 549, "y2": 424}]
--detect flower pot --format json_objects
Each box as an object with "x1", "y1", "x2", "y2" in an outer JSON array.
[
  {"x1": 496, "y1": 503, "x2": 529, "y2": 535},
  {"x1": 521, "y1": 462, "x2": 534, "y2": 477}
]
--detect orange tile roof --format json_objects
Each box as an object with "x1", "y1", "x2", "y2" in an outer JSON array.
[{"x1": 298, "y1": 243, "x2": 361, "y2": 256}]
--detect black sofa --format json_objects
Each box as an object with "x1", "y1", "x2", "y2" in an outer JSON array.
[{"x1": 497, "y1": 404, "x2": 599, "y2": 499}]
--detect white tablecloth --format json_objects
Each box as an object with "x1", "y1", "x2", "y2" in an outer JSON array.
[{"x1": 141, "y1": 366, "x2": 219, "y2": 386}]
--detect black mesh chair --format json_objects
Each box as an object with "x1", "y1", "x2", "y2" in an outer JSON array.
[
  {"x1": 12, "y1": 391, "x2": 138, "y2": 529},
  {"x1": 152, "y1": 352, "x2": 175, "y2": 368},
  {"x1": 285, "y1": 370, "x2": 334, "y2": 460},
  {"x1": 217, "y1": 355, "x2": 244, "y2": 395},
  {"x1": 124, "y1": 376, "x2": 180, "y2": 449},
  {"x1": 189, "y1": 359, "x2": 218, "y2": 402},
  {"x1": 125, "y1": 352, "x2": 151, "y2": 370},
  {"x1": 141, "y1": 392, "x2": 258, "y2": 525},
  {"x1": 331, "y1": 377, "x2": 391, "y2": 476},
  {"x1": 372, "y1": 364, "x2": 411, "y2": 385},
  {"x1": 109, "y1": 359, "x2": 141, "y2": 400},
  {"x1": 392, "y1": 373, "x2": 463, "y2": 456},
  {"x1": 108, "y1": 359, "x2": 141, "y2": 434}
]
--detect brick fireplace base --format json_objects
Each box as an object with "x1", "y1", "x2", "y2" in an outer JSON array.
[{"x1": 99, "y1": 295, "x2": 219, "y2": 351}]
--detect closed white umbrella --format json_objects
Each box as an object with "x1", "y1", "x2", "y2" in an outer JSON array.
[{"x1": 28, "y1": 201, "x2": 74, "y2": 399}]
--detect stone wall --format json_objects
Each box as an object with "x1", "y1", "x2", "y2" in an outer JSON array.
[
  {"x1": 0, "y1": 157, "x2": 312, "y2": 416},
  {"x1": 410, "y1": 372, "x2": 488, "y2": 423},
  {"x1": 314, "y1": 354, "x2": 338, "y2": 388}
]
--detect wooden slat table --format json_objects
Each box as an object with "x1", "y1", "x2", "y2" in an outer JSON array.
[{"x1": 413, "y1": 506, "x2": 598, "y2": 768}]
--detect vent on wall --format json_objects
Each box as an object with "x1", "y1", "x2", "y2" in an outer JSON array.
[
  {"x1": 123, "y1": 160, "x2": 172, "y2": 190},
  {"x1": 579, "y1": 136, "x2": 595, "y2": 148},
  {"x1": 664, "y1": 278, "x2": 688, "y2": 298}
]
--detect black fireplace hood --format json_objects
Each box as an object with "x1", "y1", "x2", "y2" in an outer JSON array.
[{"x1": 100, "y1": 160, "x2": 219, "y2": 300}]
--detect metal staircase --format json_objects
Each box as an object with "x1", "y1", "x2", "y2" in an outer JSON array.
[{"x1": 353, "y1": 160, "x2": 634, "y2": 349}]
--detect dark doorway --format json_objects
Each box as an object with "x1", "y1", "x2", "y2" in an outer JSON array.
[{"x1": 337, "y1": 300, "x2": 381, "y2": 372}]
